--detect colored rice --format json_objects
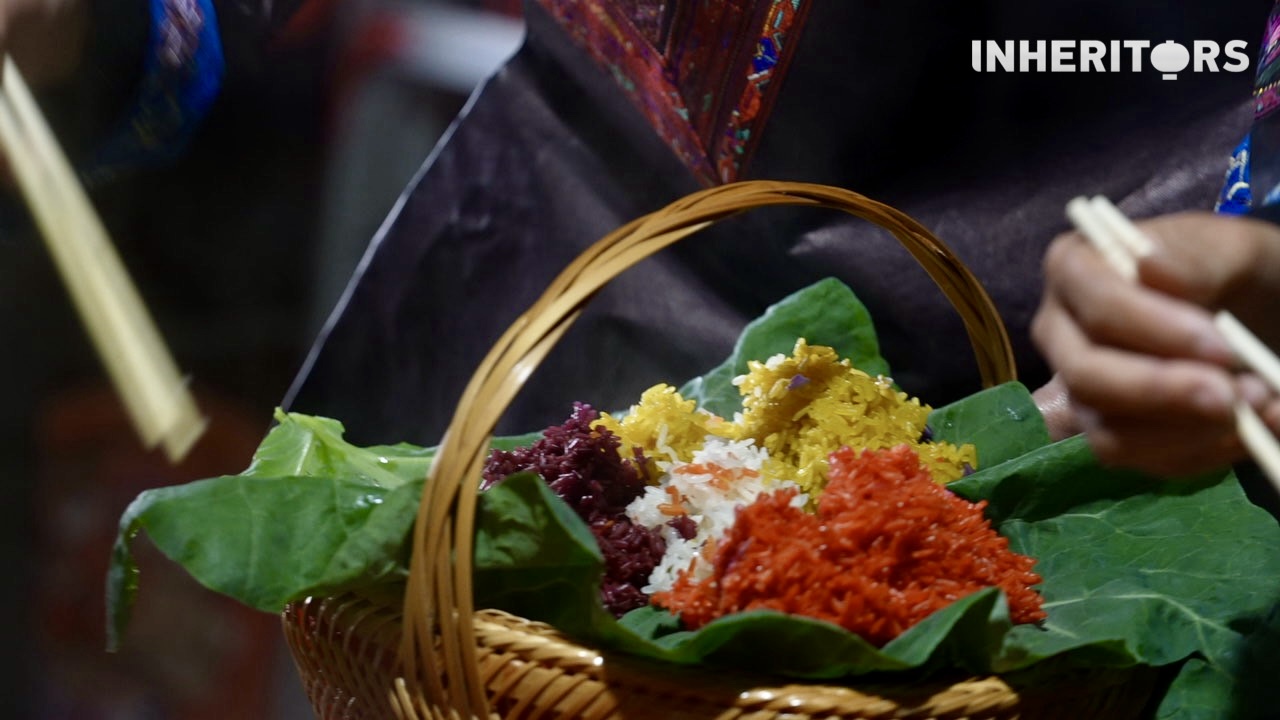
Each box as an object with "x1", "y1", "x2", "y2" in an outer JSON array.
[
  {"x1": 482, "y1": 403, "x2": 665, "y2": 616},
  {"x1": 596, "y1": 384, "x2": 733, "y2": 480},
  {"x1": 652, "y1": 445, "x2": 1045, "y2": 645},
  {"x1": 731, "y1": 339, "x2": 976, "y2": 493},
  {"x1": 625, "y1": 436, "x2": 806, "y2": 594},
  {"x1": 484, "y1": 341, "x2": 1038, "y2": 633}
]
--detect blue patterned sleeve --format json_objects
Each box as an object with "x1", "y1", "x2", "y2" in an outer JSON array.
[
  {"x1": 1217, "y1": 135, "x2": 1253, "y2": 215},
  {"x1": 83, "y1": 0, "x2": 225, "y2": 184}
]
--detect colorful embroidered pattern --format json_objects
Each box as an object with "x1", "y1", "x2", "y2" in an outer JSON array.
[
  {"x1": 1255, "y1": 2, "x2": 1280, "y2": 123},
  {"x1": 1259, "y1": 4, "x2": 1280, "y2": 86},
  {"x1": 715, "y1": 0, "x2": 804, "y2": 183},
  {"x1": 536, "y1": 0, "x2": 811, "y2": 185},
  {"x1": 1219, "y1": 2, "x2": 1280, "y2": 212}
]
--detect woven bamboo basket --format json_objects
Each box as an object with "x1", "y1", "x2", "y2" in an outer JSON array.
[{"x1": 282, "y1": 181, "x2": 1162, "y2": 719}]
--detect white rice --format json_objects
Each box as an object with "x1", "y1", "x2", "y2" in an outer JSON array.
[{"x1": 626, "y1": 434, "x2": 807, "y2": 594}]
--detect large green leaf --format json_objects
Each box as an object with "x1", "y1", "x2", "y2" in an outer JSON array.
[
  {"x1": 245, "y1": 409, "x2": 435, "y2": 487},
  {"x1": 106, "y1": 412, "x2": 437, "y2": 650},
  {"x1": 107, "y1": 473, "x2": 422, "y2": 650},
  {"x1": 680, "y1": 278, "x2": 891, "y2": 417},
  {"x1": 950, "y1": 436, "x2": 1280, "y2": 719},
  {"x1": 928, "y1": 382, "x2": 1049, "y2": 470},
  {"x1": 657, "y1": 588, "x2": 1010, "y2": 676},
  {"x1": 473, "y1": 472, "x2": 608, "y2": 635},
  {"x1": 659, "y1": 589, "x2": 1005, "y2": 676},
  {"x1": 107, "y1": 413, "x2": 551, "y2": 650}
]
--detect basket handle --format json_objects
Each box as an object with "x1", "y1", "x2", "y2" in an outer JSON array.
[{"x1": 394, "y1": 180, "x2": 1017, "y2": 719}]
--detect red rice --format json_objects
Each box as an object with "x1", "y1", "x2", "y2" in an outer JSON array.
[{"x1": 653, "y1": 445, "x2": 1045, "y2": 645}]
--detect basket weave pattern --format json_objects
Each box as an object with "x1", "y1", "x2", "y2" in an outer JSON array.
[
  {"x1": 285, "y1": 593, "x2": 1160, "y2": 719},
  {"x1": 282, "y1": 181, "x2": 1152, "y2": 719}
]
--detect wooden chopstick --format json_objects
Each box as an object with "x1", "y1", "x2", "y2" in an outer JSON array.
[
  {"x1": 1065, "y1": 195, "x2": 1280, "y2": 486},
  {"x1": 1214, "y1": 311, "x2": 1280, "y2": 397},
  {"x1": 1065, "y1": 197, "x2": 1139, "y2": 281},
  {"x1": 0, "y1": 56, "x2": 205, "y2": 462}
]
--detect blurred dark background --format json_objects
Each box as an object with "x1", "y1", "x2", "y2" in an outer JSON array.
[{"x1": 0, "y1": 1, "x2": 522, "y2": 716}]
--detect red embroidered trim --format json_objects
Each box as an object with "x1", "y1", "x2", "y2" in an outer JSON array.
[{"x1": 536, "y1": 0, "x2": 811, "y2": 185}]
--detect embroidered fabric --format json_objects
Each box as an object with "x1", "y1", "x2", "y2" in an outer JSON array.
[
  {"x1": 535, "y1": 0, "x2": 811, "y2": 184},
  {"x1": 1222, "y1": 0, "x2": 1280, "y2": 213}
]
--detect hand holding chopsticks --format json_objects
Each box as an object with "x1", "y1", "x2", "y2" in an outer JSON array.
[
  {"x1": 0, "y1": 55, "x2": 205, "y2": 462},
  {"x1": 1059, "y1": 196, "x2": 1280, "y2": 488}
]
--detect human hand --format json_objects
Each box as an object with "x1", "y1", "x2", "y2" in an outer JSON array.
[{"x1": 1031, "y1": 211, "x2": 1280, "y2": 477}]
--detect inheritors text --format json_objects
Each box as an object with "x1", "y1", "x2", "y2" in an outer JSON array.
[{"x1": 971, "y1": 40, "x2": 1250, "y2": 80}]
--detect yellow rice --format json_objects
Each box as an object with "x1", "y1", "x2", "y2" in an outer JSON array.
[
  {"x1": 731, "y1": 339, "x2": 976, "y2": 493},
  {"x1": 596, "y1": 384, "x2": 733, "y2": 480},
  {"x1": 600, "y1": 340, "x2": 976, "y2": 496}
]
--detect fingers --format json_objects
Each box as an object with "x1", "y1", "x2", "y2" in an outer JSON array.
[
  {"x1": 1264, "y1": 398, "x2": 1280, "y2": 436},
  {"x1": 1076, "y1": 408, "x2": 1242, "y2": 478},
  {"x1": 1034, "y1": 211, "x2": 1280, "y2": 478},
  {"x1": 1032, "y1": 224, "x2": 1261, "y2": 477},
  {"x1": 1040, "y1": 232, "x2": 1235, "y2": 365},
  {"x1": 1030, "y1": 374, "x2": 1080, "y2": 441},
  {"x1": 1240, "y1": 374, "x2": 1280, "y2": 433},
  {"x1": 1032, "y1": 290, "x2": 1236, "y2": 421}
]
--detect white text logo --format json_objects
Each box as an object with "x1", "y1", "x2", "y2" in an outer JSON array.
[{"x1": 971, "y1": 40, "x2": 1250, "y2": 80}]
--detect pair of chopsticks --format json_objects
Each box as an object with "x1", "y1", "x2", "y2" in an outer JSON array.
[
  {"x1": 0, "y1": 56, "x2": 205, "y2": 462},
  {"x1": 1065, "y1": 195, "x2": 1280, "y2": 487}
]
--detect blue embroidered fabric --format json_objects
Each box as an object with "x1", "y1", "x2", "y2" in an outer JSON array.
[
  {"x1": 1217, "y1": 136, "x2": 1252, "y2": 214},
  {"x1": 84, "y1": 0, "x2": 225, "y2": 184}
]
